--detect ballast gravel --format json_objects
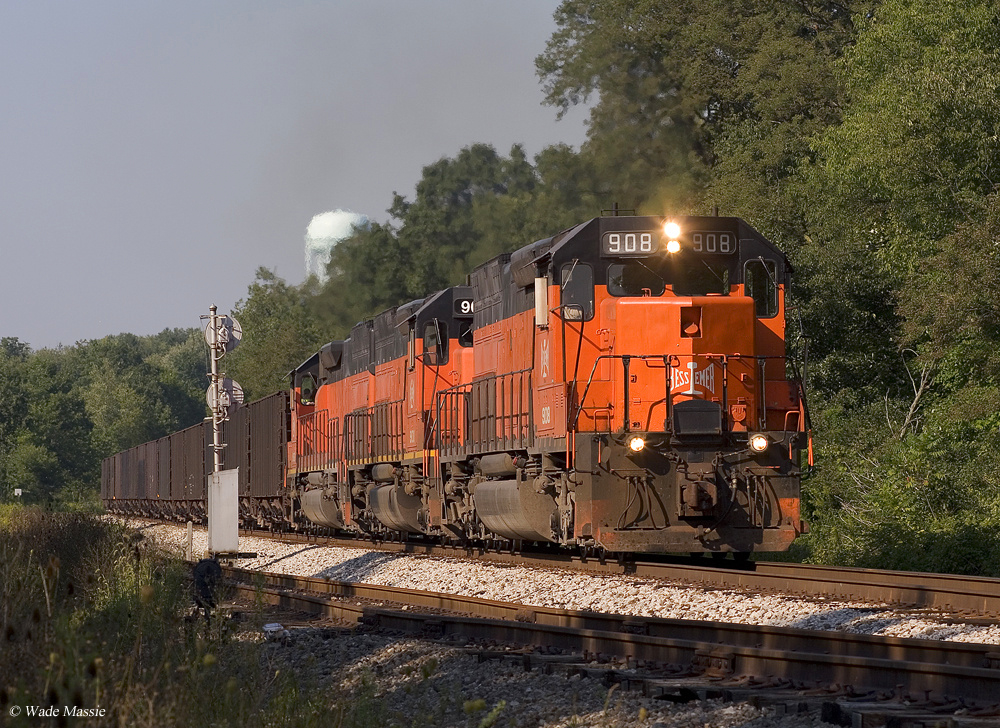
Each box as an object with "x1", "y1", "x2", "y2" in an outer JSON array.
[
  {"x1": 263, "y1": 629, "x2": 840, "y2": 728},
  {"x1": 137, "y1": 520, "x2": 1000, "y2": 645}
]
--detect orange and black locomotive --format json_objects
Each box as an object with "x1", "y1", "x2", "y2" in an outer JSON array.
[{"x1": 104, "y1": 212, "x2": 811, "y2": 555}]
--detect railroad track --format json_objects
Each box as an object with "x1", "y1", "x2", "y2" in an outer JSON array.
[
  {"x1": 223, "y1": 565, "x2": 1000, "y2": 723},
  {"x1": 224, "y1": 525, "x2": 1000, "y2": 617},
  {"x1": 127, "y1": 515, "x2": 1000, "y2": 621}
]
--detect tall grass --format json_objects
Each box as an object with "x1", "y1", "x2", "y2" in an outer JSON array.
[
  {"x1": 0, "y1": 506, "x2": 616, "y2": 727},
  {"x1": 0, "y1": 506, "x2": 333, "y2": 727}
]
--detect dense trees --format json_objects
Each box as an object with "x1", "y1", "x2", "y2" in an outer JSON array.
[
  {"x1": 227, "y1": 268, "x2": 326, "y2": 400},
  {"x1": 791, "y1": 0, "x2": 1000, "y2": 572},
  {"x1": 536, "y1": 0, "x2": 871, "y2": 230},
  {"x1": 0, "y1": 332, "x2": 206, "y2": 507},
  {"x1": 311, "y1": 143, "x2": 560, "y2": 335}
]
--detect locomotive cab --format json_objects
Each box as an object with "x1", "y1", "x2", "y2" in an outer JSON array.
[
  {"x1": 363, "y1": 286, "x2": 475, "y2": 536},
  {"x1": 544, "y1": 214, "x2": 808, "y2": 553},
  {"x1": 291, "y1": 342, "x2": 347, "y2": 528}
]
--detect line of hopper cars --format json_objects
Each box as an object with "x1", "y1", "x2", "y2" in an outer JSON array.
[{"x1": 103, "y1": 213, "x2": 812, "y2": 555}]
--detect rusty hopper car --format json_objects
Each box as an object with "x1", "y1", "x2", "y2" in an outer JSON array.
[
  {"x1": 101, "y1": 392, "x2": 288, "y2": 524},
  {"x1": 104, "y1": 213, "x2": 810, "y2": 556}
]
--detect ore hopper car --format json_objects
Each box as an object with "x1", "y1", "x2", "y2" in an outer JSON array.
[{"x1": 102, "y1": 392, "x2": 288, "y2": 525}]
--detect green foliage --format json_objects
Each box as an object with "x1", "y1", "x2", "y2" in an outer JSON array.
[
  {"x1": 789, "y1": 231, "x2": 904, "y2": 399},
  {"x1": 227, "y1": 267, "x2": 327, "y2": 400},
  {"x1": 0, "y1": 508, "x2": 347, "y2": 727},
  {"x1": 901, "y1": 194, "x2": 1000, "y2": 378},
  {"x1": 802, "y1": 396, "x2": 1000, "y2": 575},
  {"x1": 536, "y1": 0, "x2": 867, "y2": 218},
  {"x1": 80, "y1": 333, "x2": 205, "y2": 456},
  {"x1": 314, "y1": 144, "x2": 552, "y2": 337},
  {"x1": 793, "y1": 0, "x2": 1000, "y2": 397},
  {"x1": 317, "y1": 220, "x2": 411, "y2": 336},
  {"x1": 0, "y1": 331, "x2": 206, "y2": 505},
  {"x1": 814, "y1": 0, "x2": 1000, "y2": 252},
  {"x1": 785, "y1": 0, "x2": 1000, "y2": 574}
]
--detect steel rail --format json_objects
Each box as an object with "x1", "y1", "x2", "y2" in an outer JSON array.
[
  {"x1": 228, "y1": 525, "x2": 1000, "y2": 616},
  {"x1": 129, "y1": 517, "x2": 1000, "y2": 616},
  {"x1": 222, "y1": 565, "x2": 1000, "y2": 705}
]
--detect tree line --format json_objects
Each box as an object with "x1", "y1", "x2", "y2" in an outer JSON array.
[
  {"x1": 4, "y1": 0, "x2": 999, "y2": 574},
  {"x1": 0, "y1": 331, "x2": 207, "y2": 508}
]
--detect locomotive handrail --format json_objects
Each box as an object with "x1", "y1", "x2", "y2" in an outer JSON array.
[
  {"x1": 570, "y1": 354, "x2": 671, "y2": 434},
  {"x1": 295, "y1": 409, "x2": 339, "y2": 473},
  {"x1": 343, "y1": 399, "x2": 406, "y2": 465},
  {"x1": 569, "y1": 353, "x2": 801, "y2": 436},
  {"x1": 436, "y1": 368, "x2": 533, "y2": 458}
]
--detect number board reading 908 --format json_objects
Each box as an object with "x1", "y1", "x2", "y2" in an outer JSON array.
[
  {"x1": 600, "y1": 230, "x2": 739, "y2": 256},
  {"x1": 453, "y1": 298, "x2": 474, "y2": 317},
  {"x1": 600, "y1": 231, "x2": 661, "y2": 257},
  {"x1": 690, "y1": 231, "x2": 737, "y2": 254}
]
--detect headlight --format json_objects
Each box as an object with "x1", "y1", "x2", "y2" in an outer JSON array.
[
  {"x1": 663, "y1": 221, "x2": 681, "y2": 239},
  {"x1": 749, "y1": 433, "x2": 769, "y2": 453},
  {"x1": 627, "y1": 436, "x2": 646, "y2": 452},
  {"x1": 666, "y1": 239, "x2": 681, "y2": 253}
]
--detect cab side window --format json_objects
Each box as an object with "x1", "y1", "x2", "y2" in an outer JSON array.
[
  {"x1": 423, "y1": 320, "x2": 448, "y2": 365},
  {"x1": 744, "y1": 260, "x2": 777, "y2": 318},
  {"x1": 560, "y1": 263, "x2": 594, "y2": 321},
  {"x1": 299, "y1": 374, "x2": 317, "y2": 405},
  {"x1": 458, "y1": 320, "x2": 474, "y2": 347}
]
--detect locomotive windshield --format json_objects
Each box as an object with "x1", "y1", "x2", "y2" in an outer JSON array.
[
  {"x1": 608, "y1": 262, "x2": 666, "y2": 296},
  {"x1": 607, "y1": 259, "x2": 729, "y2": 297},
  {"x1": 671, "y1": 260, "x2": 729, "y2": 295}
]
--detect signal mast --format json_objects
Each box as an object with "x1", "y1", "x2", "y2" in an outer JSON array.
[{"x1": 202, "y1": 305, "x2": 243, "y2": 556}]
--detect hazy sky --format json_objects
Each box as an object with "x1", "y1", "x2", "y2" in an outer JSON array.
[{"x1": 0, "y1": 1, "x2": 588, "y2": 349}]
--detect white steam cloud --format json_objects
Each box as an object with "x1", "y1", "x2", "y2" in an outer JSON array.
[{"x1": 305, "y1": 209, "x2": 369, "y2": 282}]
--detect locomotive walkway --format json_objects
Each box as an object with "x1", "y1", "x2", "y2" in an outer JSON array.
[{"x1": 222, "y1": 565, "x2": 1000, "y2": 725}]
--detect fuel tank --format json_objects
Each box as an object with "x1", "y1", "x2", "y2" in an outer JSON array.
[
  {"x1": 473, "y1": 479, "x2": 557, "y2": 543},
  {"x1": 300, "y1": 489, "x2": 344, "y2": 529},
  {"x1": 368, "y1": 484, "x2": 424, "y2": 533}
]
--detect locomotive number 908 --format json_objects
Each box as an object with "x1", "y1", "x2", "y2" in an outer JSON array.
[
  {"x1": 691, "y1": 231, "x2": 737, "y2": 254},
  {"x1": 601, "y1": 231, "x2": 658, "y2": 256}
]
